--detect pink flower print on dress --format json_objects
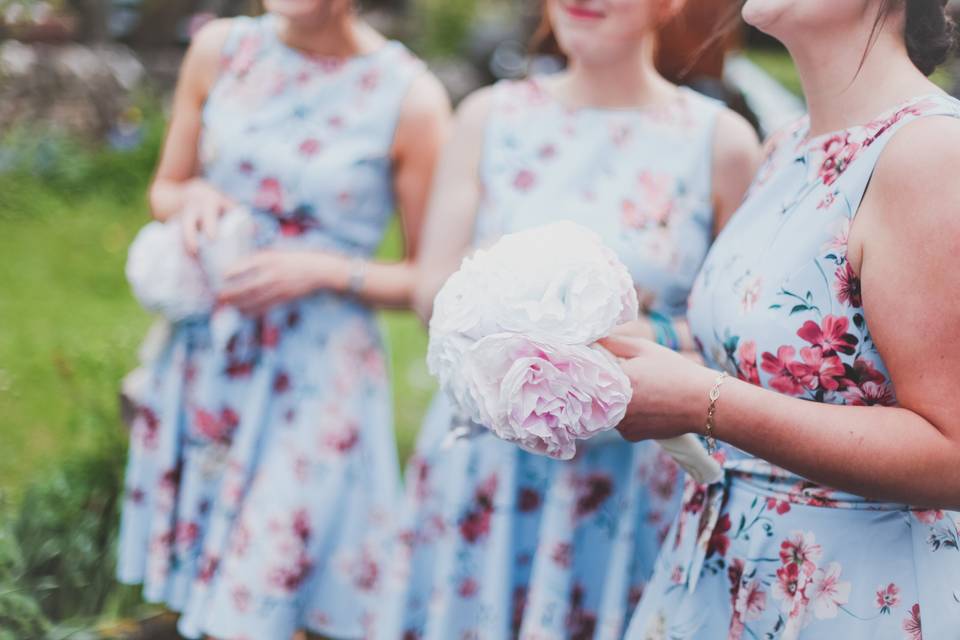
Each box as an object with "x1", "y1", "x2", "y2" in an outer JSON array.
[
  {"x1": 796, "y1": 315, "x2": 858, "y2": 356},
  {"x1": 458, "y1": 577, "x2": 479, "y2": 598},
  {"x1": 610, "y1": 122, "x2": 632, "y2": 148},
  {"x1": 299, "y1": 138, "x2": 322, "y2": 157},
  {"x1": 325, "y1": 423, "x2": 360, "y2": 454},
  {"x1": 913, "y1": 509, "x2": 945, "y2": 524},
  {"x1": 740, "y1": 276, "x2": 763, "y2": 314},
  {"x1": 254, "y1": 177, "x2": 285, "y2": 215},
  {"x1": 513, "y1": 169, "x2": 536, "y2": 191},
  {"x1": 706, "y1": 513, "x2": 732, "y2": 559},
  {"x1": 737, "y1": 340, "x2": 761, "y2": 386},
  {"x1": 841, "y1": 380, "x2": 896, "y2": 406},
  {"x1": 517, "y1": 487, "x2": 541, "y2": 513},
  {"x1": 135, "y1": 406, "x2": 160, "y2": 449},
  {"x1": 573, "y1": 473, "x2": 614, "y2": 520},
  {"x1": 552, "y1": 542, "x2": 572, "y2": 568},
  {"x1": 808, "y1": 562, "x2": 851, "y2": 620},
  {"x1": 834, "y1": 262, "x2": 862, "y2": 307},
  {"x1": 761, "y1": 346, "x2": 810, "y2": 396},
  {"x1": 360, "y1": 68, "x2": 380, "y2": 91},
  {"x1": 459, "y1": 474, "x2": 497, "y2": 543},
  {"x1": 818, "y1": 134, "x2": 862, "y2": 186},
  {"x1": 876, "y1": 583, "x2": 900, "y2": 614},
  {"x1": 353, "y1": 548, "x2": 380, "y2": 591},
  {"x1": 733, "y1": 578, "x2": 768, "y2": 627},
  {"x1": 779, "y1": 530, "x2": 823, "y2": 574},
  {"x1": 193, "y1": 406, "x2": 240, "y2": 444},
  {"x1": 227, "y1": 34, "x2": 262, "y2": 77},
  {"x1": 636, "y1": 171, "x2": 676, "y2": 227},
  {"x1": 796, "y1": 346, "x2": 845, "y2": 393},
  {"x1": 903, "y1": 603, "x2": 922, "y2": 640}
]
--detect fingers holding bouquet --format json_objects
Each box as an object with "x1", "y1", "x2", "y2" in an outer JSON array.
[
  {"x1": 428, "y1": 221, "x2": 723, "y2": 484},
  {"x1": 599, "y1": 329, "x2": 714, "y2": 443},
  {"x1": 178, "y1": 179, "x2": 238, "y2": 256}
]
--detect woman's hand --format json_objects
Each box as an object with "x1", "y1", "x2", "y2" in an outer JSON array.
[
  {"x1": 178, "y1": 179, "x2": 237, "y2": 255},
  {"x1": 600, "y1": 328, "x2": 716, "y2": 443},
  {"x1": 218, "y1": 250, "x2": 348, "y2": 316}
]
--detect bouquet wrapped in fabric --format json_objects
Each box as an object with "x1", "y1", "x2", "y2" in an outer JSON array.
[
  {"x1": 125, "y1": 207, "x2": 257, "y2": 321},
  {"x1": 427, "y1": 221, "x2": 722, "y2": 484}
]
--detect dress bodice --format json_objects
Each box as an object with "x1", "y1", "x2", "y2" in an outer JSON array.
[
  {"x1": 688, "y1": 92, "x2": 960, "y2": 482},
  {"x1": 476, "y1": 78, "x2": 723, "y2": 316},
  {"x1": 199, "y1": 14, "x2": 424, "y2": 257}
]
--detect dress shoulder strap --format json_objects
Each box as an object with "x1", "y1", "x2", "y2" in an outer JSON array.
[{"x1": 818, "y1": 93, "x2": 960, "y2": 219}]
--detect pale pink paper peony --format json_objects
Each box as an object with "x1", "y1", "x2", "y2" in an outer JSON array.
[{"x1": 462, "y1": 334, "x2": 631, "y2": 460}]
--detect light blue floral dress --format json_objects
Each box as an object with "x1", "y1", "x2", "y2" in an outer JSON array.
[
  {"x1": 626, "y1": 94, "x2": 960, "y2": 639},
  {"x1": 375, "y1": 78, "x2": 724, "y2": 640},
  {"x1": 116, "y1": 14, "x2": 424, "y2": 640}
]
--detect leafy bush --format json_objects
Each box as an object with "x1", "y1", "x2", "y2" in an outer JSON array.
[
  {"x1": 0, "y1": 516, "x2": 51, "y2": 640},
  {"x1": 413, "y1": 0, "x2": 477, "y2": 59}
]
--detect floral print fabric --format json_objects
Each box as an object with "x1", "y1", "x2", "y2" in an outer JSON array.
[
  {"x1": 375, "y1": 78, "x2": 724, "y2": 640},
  {"x1": 116, "y1": 15, "x2": 424, "y2": 639},
  {"x1": 626, "y1": 94, "x2": 960, "y2": 640}
]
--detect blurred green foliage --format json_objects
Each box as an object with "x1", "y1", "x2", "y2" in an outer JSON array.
[{"x1": 413, "y1": 0, "x2": 478, "y2": 59}]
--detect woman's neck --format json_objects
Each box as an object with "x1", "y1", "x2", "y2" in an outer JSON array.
[
  {"x1": 273, "y1": 13, "x2": 379, "y2": 58},
  {"x1": 555, "y1": 39, "x2": 676, "y2": 110},
  {"x1": 787, "y1": 25, "x2": 939, "y2": 137}
]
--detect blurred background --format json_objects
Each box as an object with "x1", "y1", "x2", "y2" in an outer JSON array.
[{"x1": 0, "y1": 1, "x2": 957, "y2": 638}]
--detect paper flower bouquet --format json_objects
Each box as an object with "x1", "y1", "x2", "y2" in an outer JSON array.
[
  {"x1": 427, "y1": 221, "x2": 722, "y2": 484},
  {"x1": 125, "y1": 207, "x2": 257, "y2": 321}
]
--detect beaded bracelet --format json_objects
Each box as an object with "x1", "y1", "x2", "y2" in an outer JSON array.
[{"x1": 346, "y1": 257, "x2": 367, "y2": 295}]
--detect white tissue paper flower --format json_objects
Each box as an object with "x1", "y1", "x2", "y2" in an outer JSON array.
[
  {"x1": 427, "y1": 220, "x2": 723, "y2": 484},
  {"x1": 126, "y1": 207, "x2": 256, "y2": 321}
]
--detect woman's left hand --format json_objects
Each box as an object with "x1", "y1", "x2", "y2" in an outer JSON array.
[
  {"x1": 219, "y1": 250, "x2": 346, "y2": 316},
  {"x1": 600, "y1": 328, "x2": 716, "y2": 443}
]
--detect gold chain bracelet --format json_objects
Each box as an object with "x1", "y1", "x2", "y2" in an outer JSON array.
[{"x1": 705, "y1": 372, "x2": 728, "y2": 454}]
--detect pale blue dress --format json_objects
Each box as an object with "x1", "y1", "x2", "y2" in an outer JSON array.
[
  {"x1": 116, "y1": 14, "x2": 424, "y2": 639},
  {"x1": 626, "y1": 93, "x2": 960, "y2": 639},
  {"x1": 375, "y1": 78, "x2": 724, "y2": 640}
]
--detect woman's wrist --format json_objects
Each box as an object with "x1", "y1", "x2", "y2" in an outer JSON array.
[
  {"x1": 308, "y1": 253, "x2": 353, "y2": 293},
  {"x1": 684, "y1": 365, "x2": 725, "y2": 437}
]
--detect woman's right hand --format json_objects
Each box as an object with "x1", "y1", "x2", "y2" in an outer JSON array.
[{"x1": 178, "y1": 179, "x2": 236, "y2": 256}]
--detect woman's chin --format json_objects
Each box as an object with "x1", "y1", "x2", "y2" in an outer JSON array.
[
  {"x1": 264, "y1": 0, "x2": 332, "y2": 20},
  {"x1": 741, "y1": 0, "x2": 793, "y2": 33}
]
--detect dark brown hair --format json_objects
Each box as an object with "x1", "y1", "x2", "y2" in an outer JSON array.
[{"x1": 870, "y1": 0, "x2": 956, "y2": 76}]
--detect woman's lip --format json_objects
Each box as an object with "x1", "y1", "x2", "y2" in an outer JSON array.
[{"x1": 563, "y1": 4, "x2": 605, "y2": 19}]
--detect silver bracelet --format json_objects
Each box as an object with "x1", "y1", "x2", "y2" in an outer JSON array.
[{"x1": 346, "y1": 257, "x2": 367, "y2": 295}]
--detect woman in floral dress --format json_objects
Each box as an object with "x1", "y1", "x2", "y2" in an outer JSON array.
[
  {"x1": 116, "y1": 2, "x2": 449, "y2": 638},
  {"x1": 374, "y1": 1, "x2": 760, "y2": 638},
  {"x1": 605, "y1": 1, "x2": 960, "y2": 638}
]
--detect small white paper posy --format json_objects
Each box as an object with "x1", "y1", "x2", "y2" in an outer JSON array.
[
  {"x1": 126, "y1": 207, "x2": 256, "y2": 321},
  {"x1": 428, "y1": 221, "x2": 722, "y2": 484}
]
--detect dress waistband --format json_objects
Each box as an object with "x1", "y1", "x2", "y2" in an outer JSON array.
[{"x1": 673, "y1": 458, "x2": 914, "y2": 593}]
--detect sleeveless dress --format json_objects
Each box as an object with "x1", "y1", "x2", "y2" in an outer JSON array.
[
  {"x1": 375, "y1": 78, "x2": 723, "y2": 640},
  {"x1": 626, "y1": 93, "x2": 960, "y2": 639},
  {"x1": 115, "y1": 15, "x2": 425, "y2": 639}
]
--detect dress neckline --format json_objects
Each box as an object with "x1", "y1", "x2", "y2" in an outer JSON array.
[
  {"x1": 796, "y1": 92, "x2": 949, "y2": 150},
  {"x1": 262, "y1": 13, "x2": 394, "y2": 68},
  {"x1": 526, "y1": 75, "x2": 691, "y2": 118}
]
